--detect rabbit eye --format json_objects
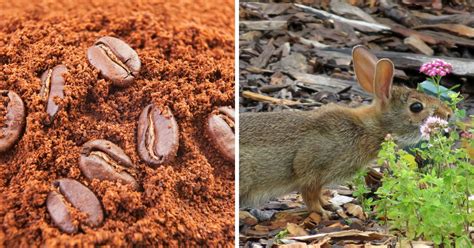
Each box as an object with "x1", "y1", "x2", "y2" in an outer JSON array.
[{"x1": 410, "y1": 102, "x2": 423, "y2": 113}]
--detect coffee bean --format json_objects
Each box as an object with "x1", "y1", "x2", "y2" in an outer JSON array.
[
  {"x1": 40, "y1": 65, "x2": 66, "y2": 123},
  {"x1": 46, "y1": 178, "x2": 104, "y2": 234},
  {"x1": 206, "y1": 107, "x2": 235, "y2": 162},
  {"x1": 79, "y1": 139, "x2": 138, "y2": 190},
  {"x1": 137, "y1": 104, "x2": 179, "y2": 167},
  {"x1": 87, "y1": 36, "x2": 140, "y2": 87},
  {"x1": 0, "y1": 90, "x2": 26, "y2": 152}
]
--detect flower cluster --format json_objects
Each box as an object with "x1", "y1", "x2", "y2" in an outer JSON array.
[
  {"x1": 460, "y1": 131, "x2": 473, "y2": 139},
  {"x1": 420, "y1": 116, "x2": 449, "y2": 140},
  {"x1": 419, "y1": 59, "x2": 453, "y2": 77}
]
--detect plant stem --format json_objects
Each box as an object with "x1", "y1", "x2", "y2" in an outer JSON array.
[
  {"x1": 466, "y1": 167, "x2": 470, "y2": 233},
  {"x1": 433, "y1": 133, "x2": 448, "y2": 176},
  {"x1": 435, "y1": 76, "x2": 441, "y2": 98}
]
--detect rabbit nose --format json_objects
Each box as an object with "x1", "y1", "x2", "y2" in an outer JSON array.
[
  {"x1": 434, "y1": 107, "x2": 452, "y2": 121},
  {"x1": 447, "y1": 114, "x2": 453, "y2": 122}
]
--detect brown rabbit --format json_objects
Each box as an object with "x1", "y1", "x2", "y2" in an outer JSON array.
[{"x1": 239, "y1": 46, "x2": 452, "y2": 216}]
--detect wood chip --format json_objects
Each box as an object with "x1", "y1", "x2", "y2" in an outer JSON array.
[
  {"x1": 245, "y1": 66, "x2": 274, "y2": 74},
  {"x1": 415, "y1": 23, "x2": 474, "y2": 38},
  {"x1": 240, "y1": 20, "x2": 287, "y2": 31},
  {"x1": 261, "y1": 3, "x2": 292, "y2": 15},
  {"x1": 240, "y1": 31, "x2": 263, "y2": 42},
  {"x1": 288, "y1": 32, "x2": 329, "y2": 48},
  {"x1": 250, "y1": 39, "x2": 276, "y2": 68},
  {"x1": 404, "y1": 35, "x2": 433, "y2": 56},
  {"x1": 308, "y1": 212, "x2": 322, "y2": 224},
  {"x1": 313, "y1": 48, "x2": 474, "y2": 77},
  {"x1": 330, "y1": 194, "x2": 354, "y2": 206},
  {"x1": 242, "y1": 91, "x2": 300, "y2": 105},
  {"x1": 419, "y1": 30, "x2": 474, "y2": 47},
  {"x1": 287, "y1": 223, "x2": 309, "y2": 236},
  {"x1": 379, "y1": 0, "x2": 421, "y2": 27},
  {"x1": 294, "y1": 3, "x2": 390, "y2": 33},
  {"x1": 279, "y1": 242, "x2": 312, "y2": 248},
  {"x1": 239, "y1": 211, "x2": 259, "y2": 226},
  {"x1": 289, "y1": 72, "x2": 370, "y2": 98},
  {"x1": 336, "y1": 208, "x2": 349, "y2": 219},
  {"x1": 397, "y1": 239, "x2": 434, "y2": 248},
  {"x1": 286, "y1": 229, "x2": 393, "y2": 242},
  {"x1": 410, "y1": 11, "x2": 474, "y2": 26},
  {"x1": 329, "y1": 0, "x2": 378, "y2": 24},
  {"x1": 390, "y1": 25, "x2": 438, "y2": 45},
  {"x1": 344, "y1": 203, "x2": 366, "y2": 221}
]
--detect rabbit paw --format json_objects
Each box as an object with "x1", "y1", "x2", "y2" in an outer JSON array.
[
  {"x1": 319, "y1": 209, "x2": 332, "y2": 220},
  {"x1": 304, "y1": 207, "x2": 331, "y2": 220}
]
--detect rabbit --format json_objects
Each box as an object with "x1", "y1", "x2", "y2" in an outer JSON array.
[{"x1": 239, "y1": 45, "x2": 452, "y2": 216}]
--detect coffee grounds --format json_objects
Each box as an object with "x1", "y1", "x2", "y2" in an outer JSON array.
[{"x1": 0, "y1": 0, "x2": 234, "y2": 246}]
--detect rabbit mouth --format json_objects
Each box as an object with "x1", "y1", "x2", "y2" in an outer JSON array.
[{"x1": 393, "y1": 131, "x2": 422, "y2": 148}]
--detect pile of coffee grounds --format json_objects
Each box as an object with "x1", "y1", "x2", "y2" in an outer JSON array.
[{"x1": 0, "y1": 0, "x2": 234, "y2": 246}]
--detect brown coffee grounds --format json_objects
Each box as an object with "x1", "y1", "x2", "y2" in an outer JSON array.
[{"x1": 0, "y1": 0, "x2": 234, "y2": 246}]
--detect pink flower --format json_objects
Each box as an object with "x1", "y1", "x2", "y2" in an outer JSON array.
[
  {"x1": 420, "y1": 116, "x2": 449, "y2": 140},
  {"x1": 460, "y1": 131, "x2": 473, "y2": 139},
  {"x1": 419, "y1": 59, "x2": 452, "y2": 77}
]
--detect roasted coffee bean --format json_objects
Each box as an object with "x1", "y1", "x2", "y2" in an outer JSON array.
[
  {"x1": 137, "y1": 104, "x2": 179, "y2": 167},
  {"x1": 40, "y1": 65, "x2": 66, "y2": 123},
  {"x1": 46, "y1": 178, "x2": 104, "y2": 234},
  {"x1": 87, "y1": 36, "x2": 141, "y2": 87},
  {"x1": 206, "y1": 107, "x2": 235, "y2": 162},
  {"x1": 0, "y1": 90, "x2": 26, "y2": 152},
  {"x1": 79, "y1": 139, "x2": 138, "y2": 190}
]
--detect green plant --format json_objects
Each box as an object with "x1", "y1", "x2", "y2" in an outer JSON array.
[
  {"x1": 373, "y1": 94, "x2": 473, "y2": 247},
  {"x1": 274, "y1": 229, "x2": 289, "y2": 243},
  {"x1": 353, "y1": 75, "x2": 473, "y2": 246},
  {"x1": 352, "y1": 168, "x2": 372, "y2": 213}
]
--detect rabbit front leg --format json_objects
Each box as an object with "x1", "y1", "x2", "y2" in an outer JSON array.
[
  {"x1": 301, "y1": 185, "x2": 331, "y2": 219},
  {"x1": 319, "y1": 192, "x2": 331, "y2": 207},
  {"x1": 293, "y1": 138, "x2": 332, "y2": 218}
]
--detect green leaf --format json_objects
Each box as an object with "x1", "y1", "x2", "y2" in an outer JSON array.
[
  {"x1": 449, "y1": 84, "x2": 461, "y2": 91},
  {"x1": 432, "y1": 234, "x2": 442, "y2": 245},
  {"x1": 455, "y1": 236, "x2": 473, "y2": 248},
  {"x1": 401, "y1": 153, "x2": 417, "y2": 169}
]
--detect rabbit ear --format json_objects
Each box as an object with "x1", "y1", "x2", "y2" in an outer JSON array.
[
  {"x1": 373, "y1": 59, "x2": 394, "y2": 104},
  {"x1": 352, "y1": 45, "x2": 378, "y2": 94}
]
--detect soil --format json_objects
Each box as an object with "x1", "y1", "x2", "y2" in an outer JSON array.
[{"x1": 0, "y1": 0, "x2": 235, "y2": 246}]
